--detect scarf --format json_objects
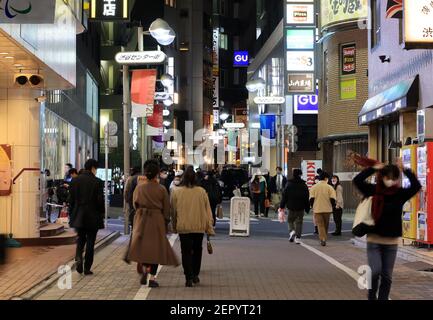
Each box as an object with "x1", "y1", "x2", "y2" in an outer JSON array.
[{"x1": 352, "y1": 153, "x2": 399, "y2": 223}]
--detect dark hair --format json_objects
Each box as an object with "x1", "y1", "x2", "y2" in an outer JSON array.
[
  {"x1": 331, "y1": 175, "x2": 341, "y2": 188},
  {"x1": 380, "y1": 165, "x2": 400, "y2": 180},
  {"x1": 293, "y1": 169, "x2": 302, "y2": 178},
  {"x1": 44, "y1": 169, "x2": 51, "y2": 177},
  {"x1": 66, "y1": 163, "x2": 73, "y2": 169},
  {"x1": 143, "y1": 160, "x2": 160, "y2": 180},
  {"x1": 131, "y1": 166, "x2": 141, "y2": 176},
  {"x1": 182, "y1": 166, "x2": 197, "y2": 188},
  {"x1": 68, "y1": 168, "x2": 78, "y2": 176},
  {"x1": 276, "y1": 167, "x2": 283, "y2": 171},
  {"x1": 319, "y1": 172, "x2": 330, "y2": 181},
  {"x1": 84, "y1": 159, "x2": 99, "y2": 171},
  {"x1": 78, "y1": 169, "x2": 86, "y2": 175}
]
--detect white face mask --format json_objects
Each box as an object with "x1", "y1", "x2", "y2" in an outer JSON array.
[
  {"x1": 332, "y1": 180, "x2": 337, "y2": 185},
  {"x1": 383, "y1": 179, "x2": 398, "y2": 188},
  {"x1": 174, "y1": 180, "x2": 181, "y2": 186}
]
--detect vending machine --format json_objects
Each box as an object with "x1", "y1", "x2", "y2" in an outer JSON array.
[
  {"x1": 416, "y1": 143, "x2": 433, "y2": 245},
  {"x1": 401, "y1": 145, "x2": 418, "y2": 240}
]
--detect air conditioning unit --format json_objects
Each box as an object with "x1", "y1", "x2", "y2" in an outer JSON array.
[{"x1": 14, "y1": 74, "x2": 44, "y2": 87}]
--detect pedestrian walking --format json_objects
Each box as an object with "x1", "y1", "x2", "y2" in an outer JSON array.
[
  {"x1": 270, "y1": 167, "x2": 287, "y2": 213},
  {"x1": 249, "y1": 171, "x2": 267, "y2": 217},
  {"x1": 331, "y1": 175, "x2": 344, "y2": 236},
  {"x1": 309, "y1": 172, "x2": 337, "y2": 246},
  {"x1": 127, "y1": 160, "x2": 180, "y2": 287},
  {"x1": 313, "y1": 168, "x2": 323, "y2": 235},
  {"x1": 170, "y1": 166, "x2": 215, "y2": 287},
  {"x1": 124, "y1": 167, "x2": 141, "y2": 229},
  {"x1": 353, "y1": 157, "x2": 421, "y2": 301},
  {"x1": 263, "y1": 170, "x2": 272, "y2": 218},
  {"x1": 169, "y1": 170, "x2": 184, "y2": 193},
  {"x1": 64, "y1": 163, "x2": 73, "y2": 182},
  {"x1": 159, "y1": 168, "x2": 170, "y2": 193},
  {"x1": 279, "y1": 169, "x2": 310, "y2": 244},
  {"x1": 69, "y1": 159, "x2": 105, "y2": 275},
  {"x1": 201, "y1": 171, "x2": 222, "y2": 227}
]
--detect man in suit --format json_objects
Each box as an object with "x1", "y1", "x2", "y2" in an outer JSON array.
[
  {"x1": 270, "y1": 167, "x2": 287, "y2": 213},
  {"x1": 69, "y1": 159, "x2": 105, "y2": 275}
]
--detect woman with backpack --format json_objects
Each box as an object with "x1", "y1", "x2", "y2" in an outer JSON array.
[{"x1": 353, "y1": 155, "x2": 421, "y2": 300}]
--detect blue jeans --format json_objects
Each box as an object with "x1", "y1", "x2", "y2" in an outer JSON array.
[{"x1": 366, "y1": 242, "x2": 398, "y2": 300}]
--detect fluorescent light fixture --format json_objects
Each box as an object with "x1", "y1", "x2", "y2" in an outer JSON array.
[
  {"x1": 0, "y1": 52, "x2": 9, "y2": 55},
  {"x1": 4, "y1": 56, "x2": 13, "y2": 59},
  {"x1": 174, "y1": 93, "x2": 179, "y2": 104}
]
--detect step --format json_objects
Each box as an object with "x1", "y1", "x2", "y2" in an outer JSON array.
[
  {"x1": 39, "y1": 218, "x2": 49, "y2": 228},
  {"x1": 39, "y1": 223, "x2": 65, "y2": 238},
  {"x1": 16, "y1": 229, "x2": 77, "y2": 246}
]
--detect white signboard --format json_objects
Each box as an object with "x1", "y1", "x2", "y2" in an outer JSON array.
[
  {"x1": 254, "y1": 96, "x2": 286, "y2": 105},
  {"x1": 230, "y1": 197, "x2": 251, "y2": 237},
  {"x1": 213, "y1": 109, "x2": 219, "y2": 125},
  {"x1": 0, "y1": 0, "x2": 56, "y2": 24},
  {"x1": 115, "y1": 51, "x2": 167, "y2": 65},
  {"x1": 105, "y1": 121, "x2": 118, "y2": 136},
  {"x1": 108, "y1": 136, "x2": 118, "y2": 148},
  {"x1": 286, "y1": 51, "x2": 315, "y2": 71},
  {"x1": 212, "y1": 28, "x2": 220, "y2": 111},
  {"x1": 223, "y1": 123, "x2": 245, "y2": 129},
  {"x1": 404, "y1": 0, "x2": 433, "y2": 47},
  {"x1": 301, "y1": 160, "x2": 322, "y2": 189},
  {"x1": 154, "y1": 92, "x2": 171, "y2": 101},
  {"x1": 286, "y1": 3, "x2": 315, "y2": 25}
]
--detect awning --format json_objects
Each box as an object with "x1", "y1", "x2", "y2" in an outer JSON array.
[{"x1": 358, "y1": 76, "x2": 419, "y2": 125}]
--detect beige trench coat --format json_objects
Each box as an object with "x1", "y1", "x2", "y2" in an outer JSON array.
[{"x1": 127, "y1": 180, "x2": 179, "y2": 266}]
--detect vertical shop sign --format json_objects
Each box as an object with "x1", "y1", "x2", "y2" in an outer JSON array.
[
  {"x1": 146, "y1": 104, "x2": 164, "y2": 137},
  {"x1": 341, "y1": 44, "x2": 356, "y2": 75},
  {"x1": 0, "y1": 145, "x2": 12, "y2": 196},
  {"x1": 212, "y1": 28, "x2": 220, "y2": 123}
]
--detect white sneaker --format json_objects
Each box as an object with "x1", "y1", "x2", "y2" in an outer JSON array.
[
  {"x1": 295, "y1": 237, "x2": 301, "y2": 244},
  {"x1": 289, "y1": 231, "x2": 295, "y2": 242}
]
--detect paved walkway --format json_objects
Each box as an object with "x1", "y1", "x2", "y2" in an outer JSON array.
[{"x1": 0, "y1": 229, "x2": 116, "y2": 300}]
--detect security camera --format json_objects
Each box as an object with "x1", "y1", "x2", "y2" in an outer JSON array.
[
  {"x1": 14, "y1": 74, "x2": 44, "y2": 87},
  {"x1": 379, "y1": 55, "x2": 391, "y2": 63},
  {"x1": 35, "y1": 95, "x2": 46, "y2": 103}
]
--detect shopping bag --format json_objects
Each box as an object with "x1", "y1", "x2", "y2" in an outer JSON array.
[
  {"x1": 352, "y1": 197, "x2": 375, "y2": 237},
  {"x1": 206, "y1": 234, "x2": 213, "y2": 254},
  {"x1": 57, "y1": 206, "x2": 69, "y2": 224},
  {"x1": 278, "y1": 209, "x2": 286, "y2": 223},
  {"x1": 217, "y1": 205, "x2": 223, "y2": 219}
]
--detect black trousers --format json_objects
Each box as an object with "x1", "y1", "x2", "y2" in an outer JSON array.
[
  {"x1": 75, "y1": 228, "x2": 98, "y2": 271},
  {"x1": 252, "y1": 193, "x2": 265, "y2": 216},
  {"x1": 333, "y1": 208, "x2": 343, "y2": 233},
  {"x1": 179, "y1": 233, "x2": 204, "y2": 281},
  {"x1": 211, "y1": 204, "x2": 217, "y2": 227},
  {"x1": 143, "y1": 264, "x2": 158, "y2": 276}
]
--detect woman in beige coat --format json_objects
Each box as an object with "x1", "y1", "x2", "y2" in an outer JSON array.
[
  {"x1": 171, "y1": 166, "x2": 215, "y2": 287},
  {"x1": 127, "y1": 160, "x2": 179, "y2": 287}
]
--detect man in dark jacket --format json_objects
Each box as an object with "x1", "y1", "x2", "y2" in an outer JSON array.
[
  {"x1": 201, "y1": 171, "x2": 222, "y2": 226},
  {"x1": 69, "y1": 159, "x2": 105, "y2": 275},
  {"x1": 279, "y1": 169, "x2": 310, "y2": 244},
  {"x1": 269, "y1": 167, "x2": 288, "y2": 213}
]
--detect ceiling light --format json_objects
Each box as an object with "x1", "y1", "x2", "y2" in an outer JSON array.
[
  {"x1": 4, "y1": 56, "x2": 14, "y2": 59},
  {"x1": 13, "y1": 64, "x2": 23, "y2": 67},
  {"x1": 0, "y1": 52, "x2": 9, "y2": 55}
]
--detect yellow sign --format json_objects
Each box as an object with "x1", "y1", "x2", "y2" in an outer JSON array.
[
  {"x1": 340, "y1": 78, "x2": 357, "y2": 100},
  {"x1": 320, "y1": 0, "x2": 368, "y2": 29}
]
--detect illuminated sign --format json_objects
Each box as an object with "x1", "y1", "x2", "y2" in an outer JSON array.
[
  {"x1": 320, "y1": 0, "x2": 368, "y2": 29},
  {"x1": 294, "y1": 90, "x2": 319, "y2": 114},
  {"x1": 234, "y1": 51, "x2": 249, "y2": 67},
  {"x1": 90, "y1": 0, "x2": 129, "y2": 21},
  {"x1": 213, "y1": 28, "x2": 220, "y2": 110},
  {"x1": 254, "y1": 96, "x2": 286, "y2": 104},
  {"x1": 115, "y1": 51, "x2": 167, "y2": 65},
  {"x1": 340, "y1": 78, "x2": 357, "y2": 100},
  {"x1": 286, "y1": 29, "x2": 315, "y2": 49},
  {"x1": 286, "y1": 4, "x2": 315, "y2": 25},
  {"x1": 223, "y1": 123, "x2": 246, "y2": 129},
  {"x1": 0, "y1": 0, "x2": 55, "y2": 24},
  {"x1": 287, "y1": 73, "x2": 315, "y2": 94},
  {"x1": 404, "y1": 0, "x2": 433, "y2": 48},
  {"x1": 341, "y1": 44, "x2": 356, "y2": 75},
  {"x1": 286, "y1": 51, "x2": 315, "y2": 71}
]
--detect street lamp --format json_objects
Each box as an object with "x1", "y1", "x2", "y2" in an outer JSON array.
[
  {"x1": 219, "y1": 113, "x2": 230, "y2": 121},
  {"x1": 160, "y1": 73, "x2": 174, "y2": 87},
  {"x1": 149, "y1": 18, "x2": 176, "y2": 45},
  {"x1": 163, "y1": 97, "x2": 173, "y2": 107},
  {"x1": 245, "y1": 78, "x2": 266, "y2": 92},
  {"x1": 163, "y1": 120, "x2": 172, "y2": 127}
]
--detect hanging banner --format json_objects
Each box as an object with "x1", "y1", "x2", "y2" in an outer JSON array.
[
  {"x1": 131, "y1": 69, "x2": 157, "y2": 118},
  {"x1": 146, "y1": 104, "x2": 164, "y2": 137},
  {"x1": 0, "y1": 144, "x2": 12, "y2": 196},
  {"x1": 0, "y1": 0, "x2": 56, "y2": 24},
  {"x1": 212, "y1": 28, "x2": 220, "y2": 111},
  {"x1": 260, "y1": 114, "x2": 277, "y2": 146}
]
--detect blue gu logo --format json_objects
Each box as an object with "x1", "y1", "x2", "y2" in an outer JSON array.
[
  {"x1": 234, "y1": 51, "x2": 249, "y2": 66},
  {"x1": 0, "y1": 0, "x2": 32, "y2": 19}
]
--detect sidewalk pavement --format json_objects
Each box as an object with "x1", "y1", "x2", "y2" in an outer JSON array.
[{"x1": 0, "y1": 229, "x2": 118, "y2": 300}]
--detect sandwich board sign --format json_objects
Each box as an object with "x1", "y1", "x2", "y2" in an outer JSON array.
[{"x1": 229, "y1": 197, "x2": 251, "y2": 237}]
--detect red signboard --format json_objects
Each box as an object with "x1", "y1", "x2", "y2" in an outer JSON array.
[
  {"x1": 131, "y1": 69, "x2": 157, "y2": 116},
  {"x1": 147, "y1": 104, "x2": 164, "y2": 137},
  {"x1": 0, "y1": 144, "x2": 12, "y2": 196},
  {"x1": 342, "y1": 44, "x2": 356, "y2": 75}
]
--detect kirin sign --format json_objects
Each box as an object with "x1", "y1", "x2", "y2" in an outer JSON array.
[{"x1": 234, "y1": 51, "x2": 249, "y2": 67}]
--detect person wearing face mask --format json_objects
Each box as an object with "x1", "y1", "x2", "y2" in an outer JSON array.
[
  {"x1": 170, "y1": 170, "x2": 184, "y2": 193},
  {"x1": 353, "y1": 158, "x2": 421, "y2": 300},
  {"x1": 330, "y1": 175, "x2": 344, "y2": 236},
  {"x1": 159, "y1": 168, "x2": 170, "y2": 193}
]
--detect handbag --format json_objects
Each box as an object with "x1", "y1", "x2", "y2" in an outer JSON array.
[
  {"x1": 352, "y1": 197, "x2": 375, "y2": 237},
  {"x1": 206, "y1": 234, "x2": 213, "y2": 254},
  {"x1": 217, "y1": 205, "x2": 223, "y2": 219},
  {"x1": 265, "y1": 199, "x2": 271, "y2": 208}
]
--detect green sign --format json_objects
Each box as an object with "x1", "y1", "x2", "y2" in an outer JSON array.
[{"x1": 340, "y1": 78, "x2": 357, "y2": 100}]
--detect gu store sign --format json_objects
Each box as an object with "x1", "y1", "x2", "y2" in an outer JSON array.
[
  {"x1": 404, "y1": 0, "x2": 433, "y2": 48},
  {"x1": 90, "y1": 0, "x2": 129, "y2": 21}
]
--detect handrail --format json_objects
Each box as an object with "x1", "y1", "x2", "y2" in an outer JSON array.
[{"x1": 13, "y1": 168, "x2": 40, "y2": 184}]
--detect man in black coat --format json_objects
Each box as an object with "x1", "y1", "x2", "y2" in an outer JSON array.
[
  {"x1": 69, "y1": 159, "x2": 105, "y2": 275},
  {"x1": 279, "y1": 169, "x2": 310, "y2": 244},
  {"x1": 270, "y1": 167, "x2": 288, "y2": 213}
]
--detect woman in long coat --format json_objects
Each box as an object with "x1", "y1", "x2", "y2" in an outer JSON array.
[{"x1": 127, "y1": 160, "x2": 179, "y2": 287}]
